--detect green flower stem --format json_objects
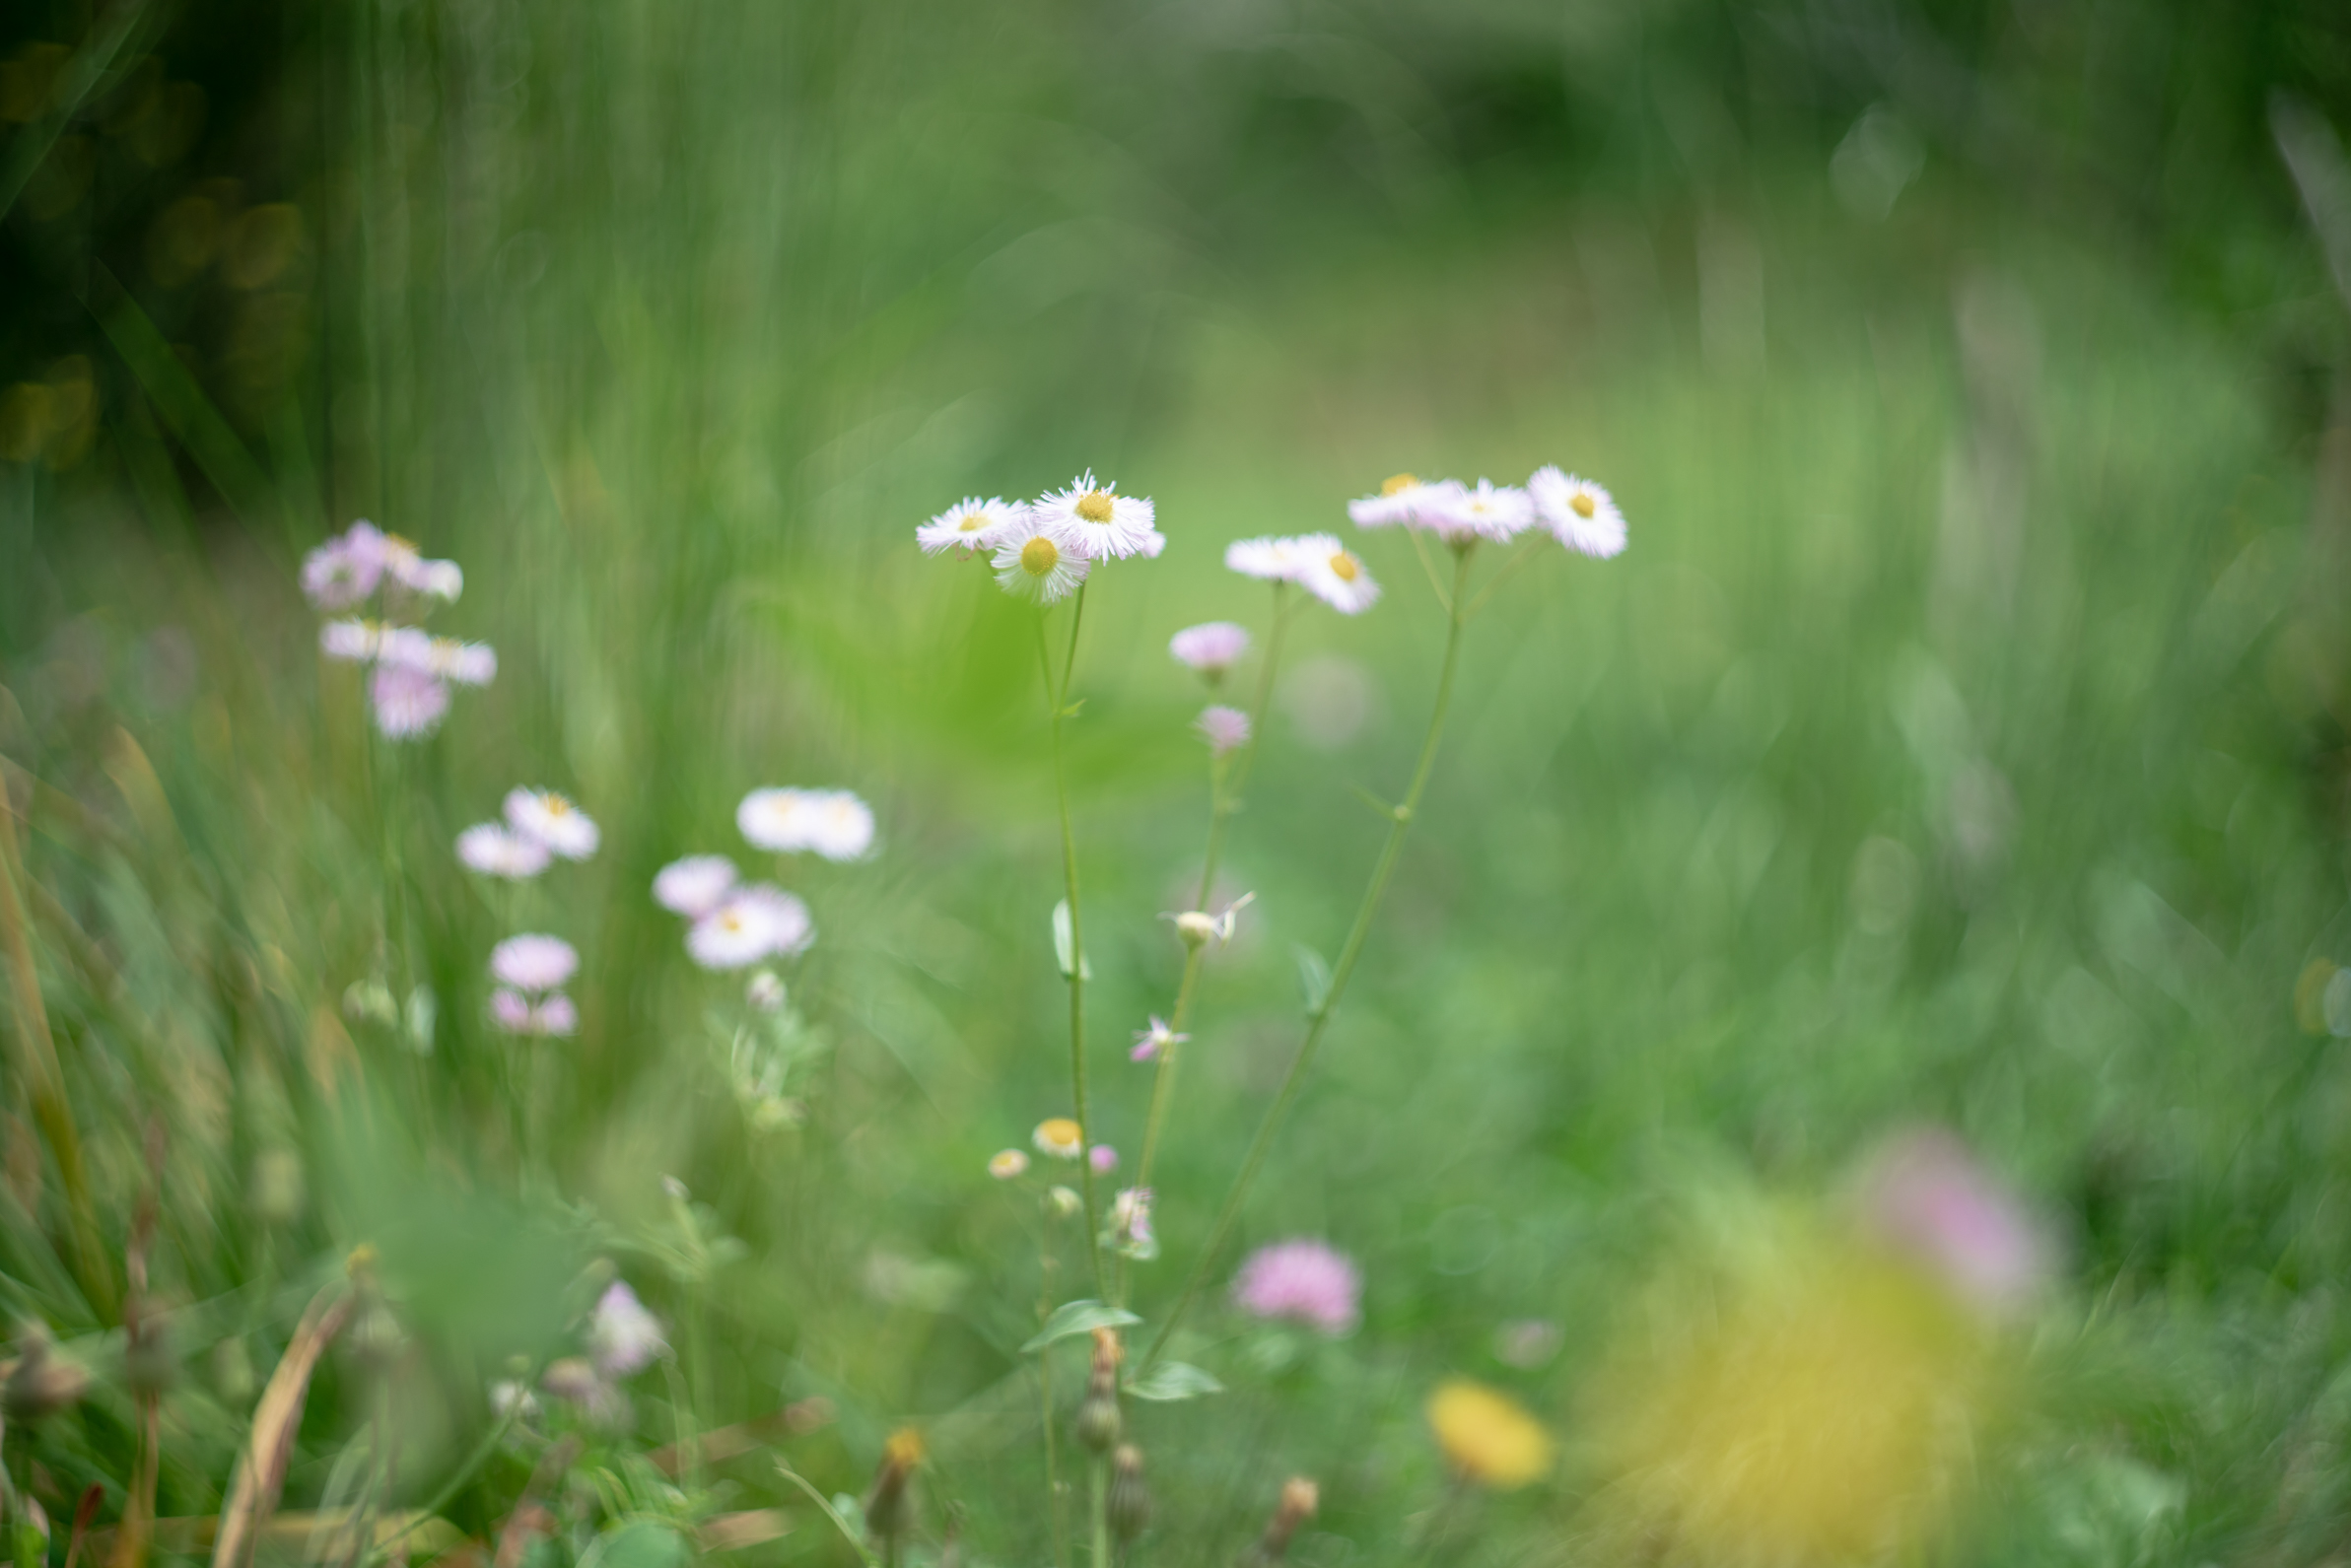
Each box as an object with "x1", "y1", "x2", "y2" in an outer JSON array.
[
  {"x1": 1038, "y1": 602, "x2": 1107, "y2": 1299},
  {"x1": 1140, "y1": 546, "x2": 1476, "y2": 1373},
  {"x1": 1120, "y1": 585, "x2": 1296, "y2": 1306},
  {"x1": 1039, "y1": 1205, "x2": 1071, "y2": 1568},
  {"x1": 1090, "y1": 1455, "x2": 1110, "y2": 1568}
]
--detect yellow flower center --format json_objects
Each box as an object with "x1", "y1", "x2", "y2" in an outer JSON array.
[
  {"x1": 546, "y1": 795, "x2": 572, "y2": 816},
  {"x1": 959, "y1": 511, "x2": 987, "y2": 531},
  {"x1": 720, "y1": 913, "x2": 742, "y2": 932},
  {"x1": 1571, "y1": 492, "x2": 1596, "y2": 518},
  {"x1": 1020, "y1": 536, "x2": 1060, "y2": 577},
  {"x1": 1330, "y1": 552, "x2": 1359, "y2": 582},
  {"x1": 1380, "y1": 473, "x2": 1418, "y2": 496},
  {"x1": 1074, "y1": 490, "x2": 1115, "y2": 524},
  {"x1": 1035, "y1": 1117, "x2": 1082, "y2": 1154}
]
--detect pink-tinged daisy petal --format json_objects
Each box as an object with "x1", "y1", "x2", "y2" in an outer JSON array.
[
  {"x1": 369, "y1": 663, "x2": 450, "y2": 738},
  {"x1": 1529, "y1": 465, "x2": 1627, "y2": 558},
  {"x1": 491, "y1": 933, "x2": 579, "y2": 991},
  {"x1": 654, "y1": 854, "x2": 737, "y2": 917},
  {"x1": 1169, "y1": 622, "x2": 1250, "y2": 676},
  {"x1": 1291, "y1": 533, "x2": 1381, "y2": 615},
  {"x1": 506, "y1": 788, "x2": 600, "y2": 860},
  {"x1": 918, "y1": 496, "x2": 1027, "y2": 555},
  {"x1": 458, "y1": 823, "x2": 551, "y2": 879}
]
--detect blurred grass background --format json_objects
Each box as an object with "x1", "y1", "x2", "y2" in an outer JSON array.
[{"x1": 8, "y1": 1, "x2": 2351, "y2": 1564}]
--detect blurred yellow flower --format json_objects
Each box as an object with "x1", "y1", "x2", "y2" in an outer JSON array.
[
  {"x1": 1033, "y1": 1118, "x2": 1084, "y2": 1159},
  {"x1": 1426, "y1": 1379, "x2": 1553, "y2": 1489}
]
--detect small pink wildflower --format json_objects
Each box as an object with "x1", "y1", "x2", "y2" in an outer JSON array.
[
  {"x1": 1232, "y1": 1238, "x2": 1361, "y2": 1335},
  {"x1": 1859, "y1": 1128, "x2": 2051, "y2": 1318},
  {"x1": 1196, "y1": 705, "x2": 1251, "y2": 756},
  {"x1": 1169, "y1": 622, "x2": 1251, "y2": 679},
  {"x1": 491, "y1": 934, "x2": 579, "y2": 992},
  {"x1": 369, "y1": 663, "x2": 449, "y2": 739},
  {"x1": 1132, "y1": 1016, "x2": 1186, "y2": 1062}
]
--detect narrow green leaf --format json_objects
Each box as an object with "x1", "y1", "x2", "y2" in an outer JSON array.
[
  {"x1": 1123, "y1": 1360, "x2": 1224, "y2": 1401},
  {"x1": 1294, "y1": 944, "x2": 1333, "y2": 1016},
  {"x1": 1051, "y1": 900, "x2": 1092, "y2": 981},
  {"x1": 87, "y1": 266, "x2": 277, "y2": 528},
  {"x1": 1020, "y1": 1299, "x2": 1141, "y2": 1354}
]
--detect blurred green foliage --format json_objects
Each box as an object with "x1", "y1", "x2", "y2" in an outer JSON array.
[{"x1": 6, "y1": 1, "x2": 2351, "y2": 1566}]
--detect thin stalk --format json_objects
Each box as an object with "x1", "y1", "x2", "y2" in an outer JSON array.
[
  {"x1": 1038, "y1": 1207, "x2": 1070, "y2": 1568},
  {"x1": 364, "y1": 1406, "x2": 518, "y2": 1564},
  {"x1": 1122, "y1": 585, "x2": 1296, "y2": 1303},
  {"x1": 1037, "y1": 613, "x2": 1106, "y2": 1297},
  {"x1": 1141, "y1": 547, "x2": 1476, "y2": 1373},
  {"x1": 1089, "y1": 1456, "x2": 1110, "y2": 1568},
  {"x1": 1462, "y1": 535, "x2": 1549, "y2": 620}
]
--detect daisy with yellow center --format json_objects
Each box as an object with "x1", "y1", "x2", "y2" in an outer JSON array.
[
  {"x1": 1033, "y1": 1117, "x2": 1085, "y2": 1159},
  {"x1": 992, "y1": 511, "x2": 1091, "y2": 603},
  {"x1": 1033, "y1": 470, "x2": 1162, "y2": 560},
  {"x1": 917, "y1": 495, "x2": 1025, "y2": 555},
  {"x1": 1347, "y1": 471, "x2": 1447, "y2": 528},
  {"x1": 1290, "y1": 532, "x2": 1382, "y2": 614},
  {"x1": 1529, "y1": 464, "x2": 1627, "y2": 558},
  {"x1": 1426, "y1": 1380, "x2": 1554, "y2": 1490},
  {"x1": 1423, "y1": 477, "x2": 1536, "y2": 543}
]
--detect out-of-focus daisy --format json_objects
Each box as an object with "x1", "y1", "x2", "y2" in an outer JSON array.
[
  {"x1": 588, "y1": 1281, "x2": 666, "y2": 1378},
  {"x1": 430, "y1": 638, "x2": 497, "y2": 687},
  {"x1": 1291, "y1": 535, "x2": 1381, "y2": 614},
  {"x1": 739, "y1": 787, "x2": 875, "y2": 860},
  {"x1": 992, "y1": 512, "x2": 1090, "y2": 604},
  {"x1": 687, "y1": 884, "x2": 813, "y2": 970},
  {"x1": 1225, "y1": 535, "x2": 1305, "y2": 581},
  {"x1": 1033, "y1": 1118, "x2": 1084, "y2": 1160},
  {"x1": 491, "y1": 933, "x2": 579, "y2": 992},
  {"x1": 746, "y1": 969, "x2": 786, "y2": 1012},
  {"x1": 1169, "y1": 621, "x2": 1250, "y2": 680},
  {"x1": 489, "y1": 1379, "x2": 539, "y2": 1423},
  {"x1": 1109, "y1": 1187, "x2": 1155, "y2": 1258},
  {"x1": 1424, "y1": 478, "x2": 1536, "y2": 543},
  {"x1": 1347, "y1": 473, "x2": 1449, "y2": 529},
  {"x1": 1529, "y1": 466, "x2": 1627, "y2": 558},
  {"x1": 491, "y1": 988, "x2": 578, "y2": 1037},
  {"x1": 1857, "y1": 1128, "x2": 2050, "y2": 1319},
  {"x1": 655, "y1": 854, "x2": 737, "y2": 917},
  {"x1": 1089, "y1": 1144, "x2": 1119, "y2": 1174},
  {"x1": 1426, "y1": 1380, "x2": 1552, "y2": 1489},
  {"x1": 918, "y1": 496, "x2": 1025, "y2": 555},
  {"x1": 1232, "y1": 1239, "x2": 1361, "y2": 1335},
  {"x1": 319, "y1": 619, "x2": 380, "y2": 661},
  {"x1": 989, "y1": 1149, "x2": 1030, "y2": 1180},
  {"x1": 506, "y1": 788, "x2": 600, "y2": 860},
  {"x1": 490, "y1": 988, "x2": 533, "y2": 1034},
  {"x1": 301, "y1": 529, "x2": 384, "y2": 609},
  {"x1": 1195, "y1": 704, "x2": 1251, "y2": 756},
  {"x1": 458, "y1": 823, "x2": 551, "y2": 879},
  {"x1": 1033, "y1": 471, "x2": 1160, "y2": 561},
  {"x1": 385, "y1": 543, "x2": 463, "y2": 602},
  {"x1": 377, "y1": 626, "x2": 434, "y2": 670},
  {"x1": 1132, "y1": 1016, "x2": 1186, "y2": 1062},
  {"x1": 369, "y1": 663, "x2": 449, "y2": 739}
]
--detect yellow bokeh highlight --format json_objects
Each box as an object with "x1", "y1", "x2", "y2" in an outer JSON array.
[{"x1": 1426, "y1": 1379, "x2": 1554, "y2": 1490}]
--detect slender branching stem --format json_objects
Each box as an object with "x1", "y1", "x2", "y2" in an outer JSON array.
[
  {"x1": 1140, "y1": 546, "x2": 1476, "y2": 1372},
  {"x1": 1038, "y1": 606, "x2": 1106, "y2": 1298},
  {"x1": 1039, "y1": 1206, "x2": 1070, "y2": 1568},
  {"x1": 1122, "y1": 585, "x2": 1296, "y2": 1304},
  {"x1": 1463, "y1": 535, "x2": 1550, "y2": 619}
]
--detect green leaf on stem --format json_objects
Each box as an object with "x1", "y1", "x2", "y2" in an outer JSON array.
[
  {"x1": 1021, "y1": 1299, "x2": 1141, "y2": 1353},
  {"x1": 1123, "y1": 1360, "x2": 1224, "y2": 1401},
  {"x1": 1294, "y1": 944, "x2": 1333, "y2": 1016},
  {"x1": 1052, "y1": 900, "x2": 1093, "y2": 981}
]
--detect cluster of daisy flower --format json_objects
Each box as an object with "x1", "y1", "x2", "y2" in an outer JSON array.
[
  {"x1": 494, "y1": 1277, "x2": 666, "y2": 1431},
  {"x1": 918, "y1": 472, "x2": 1161, "y2": 604},
  {"x1": 988, "y1": 1120, "x2": 1153, "y2": 1258},
  {"x1": 302, "y1": 519, "x2": 494, "y2": 739},
  {"x1": 653, "y1": 786, "x2": 871, "y2": 983},
  {"x1": 1223, "y1": 534, "x2": 1382, "y2": 614},
  {"x1": 455, "y1": 788, "x2": 601, "y2": 1037},
  {"x1": 1347, "y1": 466, "x2": 1626, "y2": 557}
]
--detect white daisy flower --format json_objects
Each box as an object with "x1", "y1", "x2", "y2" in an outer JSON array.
[
  {"x1": 458, "y1": 823, "x2": 552, "y2": 879},
  {"x1": 1291, "y1": 534, "x2": 1382, "y2": 614},
  {"x1": 918, "y1": 496, "x2": 1025, "y2": 555},
  {"x1": 686, "y1": 885, "x2": 813, "y2": 970},
  {"x1": 991, "y1": 513, "x2": 1090, "y2": 605},
  {"x1": 1032, "y1": 1118, "x2": 1085, "y2": 1160},
  {"x1": 1169, "y1": 622, "x2": 1250, "y2": 679},
  {"x1": 369, "y1": 664, "x2": 449, "y2": 739},
  {"x1": 1346, "y1": 473, "x2": 1448, "y2": 529},
  {"x1": 1225, "y1": 535, "x2": 1306, "y2": 580},
  {"x1": 491, "y1": 933, "x2": 579, "y2": 992},
  {"x1": 490, "y1": 988, "x2": 534, "y2": 1034},
  {"x1": 654, "y1": 854, "x2": 737, "y2": 917},
  {"x1": 588, "y1": 1281, "x2": 666, "y2": 1379},
  {"x1": 533, "y1": 992, "x2": 580, "y2": 1036},
  {"x1": 1421, "y1": 477, "x2": 1535, "y2": 543},
  {"x1": 505, "y1": 788, "x2": 600, "y2": 860},
  {"x1": 989, "y1": 1149, "x2": 1030, "y2": 1180},
  {"x1": 740, "y1": 786, "x2": 873, "y2": 857},
  {"x1": 431, "y1": 638, "x2": 498, "y2": 687},
  {"x1": 1033, "y1": 471, "x2": 1160, "y2": 561},
  {"x1": 1529, "y1": 466, "x2": 1627, "y2": 558},
  {"x1": 377, "y1": 626, "x2": 437, "y2": 671},
  {"x1": 384, "y1": 541, "x2": 462, "y2": 602},
  {"x1": 319, "y1": 619, "x2": 380, "y2": 661},
  {"x1": 805, "y1": 789, "x2": 875, "y2": 861}
]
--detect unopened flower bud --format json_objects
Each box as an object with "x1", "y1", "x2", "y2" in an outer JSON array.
[
  {"x1": 746, "y1": 970, "x2": 786, "y2": 1013},
  {"x1": 1175, "y1": 911, "x2": 1217, "y2": 948},
  {"x1": 540, "y1": 1356, "x2": 601, "y2": 1405},
  {"x1": 3, "y1": 1327, "x2": 88, "y2": 1423},
  {"x1": 1045, "y1": 1185, "x2": 1082, "y2": 1218},
  {"x1": 1076, "y1": 1327, "x2": 1124, "y2": 1452},
  {"x1": 864, "y1": 1427, "x2": 926, "y2": 1545},
  {"x1": 1238, "y1": 1476, "x2": 1319, "y2": 1566},
  {"x1": 1108, "y1": 1445, "x2": 1151, "y2": 1542},
  {"x1": 124, "y1": 1319, "x2": 177, "y2": 1399}
]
